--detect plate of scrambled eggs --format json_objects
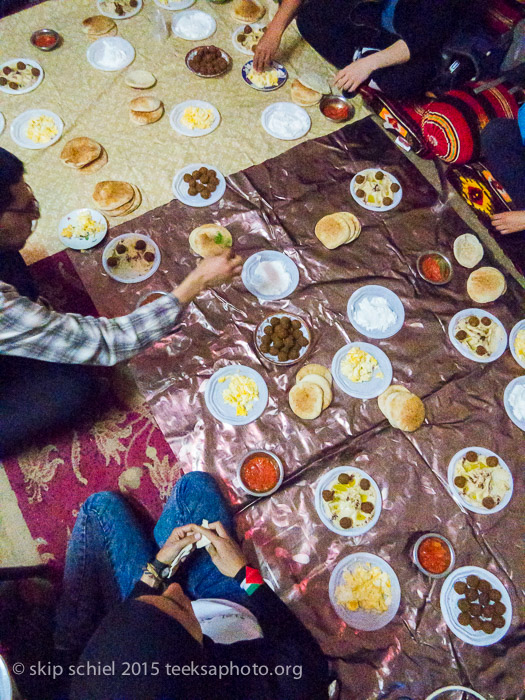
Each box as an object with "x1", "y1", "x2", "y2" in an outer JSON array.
[
  {"x1": 448, "y1": 447, "x2": 513, "y2": 515},
  {"x1": 332, "y1": 342, "x2": 392, "y2": 399},
  {"x1": 242, "y1": 60, "x2": 287, "y2": 91},
  {"x1": 10, "y1": 109, "x2": 63, "y2": 150},
  {"x1": 59, "y1": 209, "x2": 107, "y2": 250},
  {"x1": 315, "y1": 466, "x2": 382, "y2": 536},
  {"x1": 205, "y1": 365, "x2": 268, "y2": 425},
  {"x1": 510, "y1": 319, "x2": 525, "y2": 369},
  {"x1": 330, "y1": 553, "x2": 400, "y2": 630},
  {"x1": 170, "y1": 100, "x2": 220, "y2": 137}
]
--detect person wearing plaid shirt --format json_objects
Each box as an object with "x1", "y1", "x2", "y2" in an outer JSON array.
[{"x1": 0, "y1": 148, "x2": 242, "y2": 457}]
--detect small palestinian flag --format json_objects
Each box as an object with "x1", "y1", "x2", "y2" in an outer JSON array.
[{"x1": 240, "y1": 566, "x2": 264, "y2": 596}]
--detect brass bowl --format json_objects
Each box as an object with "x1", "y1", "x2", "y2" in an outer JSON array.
[
  {"x1": 30, "y1": 29, "x2": 60, "y2": 51},
  {"x1": 319, "y1": 95, "x2": 354, "y2": 123}
]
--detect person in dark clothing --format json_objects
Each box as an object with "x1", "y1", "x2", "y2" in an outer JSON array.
[
  {"x1": 254, "y1": 0, "x2": 475, "y2": 99},
  {"x1": 481, "y1": 105, "x2": 525, "y2": 236},
  {"x1": 53, "y1": 472, "x2": 330, "y2": 699},
  {"x1": 0, "y1": 148, "x2": 242, "y2": 458}
]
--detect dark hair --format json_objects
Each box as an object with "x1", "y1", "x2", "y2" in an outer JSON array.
[{"x1": 0, "y1": 147, "x2": 24, "y2": 216}]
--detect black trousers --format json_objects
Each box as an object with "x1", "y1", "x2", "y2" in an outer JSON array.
[
  {"x1": 0, "y1": 252, "x2": 100, "y2": 459},
  {"x1": 481, "y1": 118, "x2": 525, "y2": 210},
  {"x1": 295, "y1": 0, "x2": 438, "y2": 100}
]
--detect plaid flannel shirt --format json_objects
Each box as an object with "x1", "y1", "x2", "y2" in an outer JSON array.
[{"x1": 0, "y1": 281, "x2": 183, "y2": 366}]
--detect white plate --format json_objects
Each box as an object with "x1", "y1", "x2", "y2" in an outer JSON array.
[
  {"x1": 261, "y1": 102, "x2": 311, "y2": 140},
  {"x1": 231, "y1": 23, "x2": 266, "y2": 55},
  {"x1": 154, "y1": 0, "x2": 195, "y2": 9},
  {"x1": 10, "y1": 109, "x2": 63, "y2": 150},
  {"x1": 425, "y1": 688, "x2": 488, "y2": 700},
  {"x1": 332, "y1": 342, "x2": 392, "y2": 399},
  {"x1": 315, "y1": 466, "x2": 382, "y2": 536},
  {"x1": 87, "y1": 37, "x2": 135, "y2": 71},
  {"x1": 102, "y1": 233, "x2": 161, "y2": 283},
  {"x1": 503, "y1": 376, "x2": 525, "y2": 431},
  {"x1": 204, "y1": 365, "x2": 268, "y2": 426},
  {"x1": 347, "y1": 285, "x2": 405, "y2": 339},
  {"x1": 242, "y1": 59, "x2": 287, "y2": 91},
  {"x1": 169, "y1": 100, "x2": 220, "y2": 137},
  {"x1": 509, "y1": 319, "x2": 525, "y2": 369},
  {"x1": 172, "y1": 10, "x2": 216, "y2": 40},
  {"x1": 440, "y1": 565, "x2": 512, "y2": 646},
  {"x1": 0, "y1": 113, "x2": 4, "y2": 135},
  {"x1": 97, "y1": 0, "x2": 142, "y2": 19},
  {"x1": 329, "y1": 552, "x2": 401, "y2": 630},
  {"x1": 448, "y1": 309, "x2": 507, "y2": 364},
  {"x1": 447, "y1": 447, "x2": 513, "y2": 515},
  {"x1": 0, "y1": 58, "x2": 44, "y2": 95},
  {"x1": 350, "y1": 168, "x2": 403, "y2": 212},
  {"x1": 242, "y1": 250, "x2": 299, "y2": 301},
  {"x1": 172, "y1": 162, "x2": 226, "y2": 208},
  {"x1": 0, "y1": 656, "x2": 12, "y2": 700},
  {"x1": 59, "y1": 209, "x2": 108, "y2": 250}
]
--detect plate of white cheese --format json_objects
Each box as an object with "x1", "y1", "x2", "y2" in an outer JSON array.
[{"x1": 347, "y1": 285, "x2": 405, "y2": 339}]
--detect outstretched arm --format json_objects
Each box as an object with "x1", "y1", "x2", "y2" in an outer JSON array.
[
  {"x1": 253, "y1": 0, "x2": 302, "y2": 71},
  {"x1": 333, "y1": 39, "x2": 410, "y2": 92}
]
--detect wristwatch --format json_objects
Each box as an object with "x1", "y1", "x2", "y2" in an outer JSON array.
[{"x1": 150, "y1": 558, "x2": 171, "y2": 580}]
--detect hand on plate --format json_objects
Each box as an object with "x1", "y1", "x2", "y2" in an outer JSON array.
[
  {"x1": 156, "y1": 523, "x2": 202, "y2": 565},
  {"x1": 193, "y1": 521, "x2": 247, "y2": 578},
  {"x1": 333, "y1": 56, "x2": 375, "y2": 93},
  {"x1": 491, "y1": 210, "x2": 525, "y2": 235},
  {"x1": 253, "y1": 26, "x2": 281, "y2": 72}
]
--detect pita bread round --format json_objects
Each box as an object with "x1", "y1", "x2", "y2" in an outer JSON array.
[
  {"x1": 467, "y1": 266, "x2": 506, "y2": 304},
  {"x1": 289, "y1": 383, "x2": 323, "y2": 420},
  {"x1": 60, "y1": 137, "x2": 101, "y2": 169},
  {"x1": 296, "y1": 363, "x2": 332, "y2": 384},
  {"x1": 454, "y1": 233, "x2": 483, "y2": 268},
  {"x1": 290, "y1": 79, "x2": 322, "y2": 108},
  {"x1": 189, "y1": 225, "x2": 233, "y2": 258},
  {"x1": 130, "y1": 96, "x2": 162, "y2": 113},
  {"x1": 339, "y1": 212, "x2": 361, "y2": 242},
  {"x1": 79, "y1": 146, "x2": 108, "y2": 174},
  {"x1": 125, "y1": 70, "x2": 157, "y2": 89},
  {"x1": 82, "y1": 15, "x2": 116, "y2": 35},
  {"x1": 93, "y1": 181, "x2": 134, "y2": 211},
  {"x1": 387, "y1": 392, "x2": 425, "y2": 432},
  {"x1": 298, "y1": 72, "x2": 330, "y2": 95},
  {"x1": 106, "y1": 185, "x2": 141, "y2": 217},
  {"x1": 232, "y1": 0, "x2": 265, "y2": 22},
  {"x1": 130, "y1": 104, "x2": 164, "y2": 125},
  {"x1": 299, "y1": 373, "x2": 332, "y2": 409},
  {"x1": 378, "y1": 384, "x2": 409, "y2": 416},
  {"x1": 315, "y1": 214, "x2": 349, "y2": 249}
]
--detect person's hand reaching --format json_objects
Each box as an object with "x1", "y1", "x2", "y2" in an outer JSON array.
[
  {"x1": 333, "y1": 55, "x2": 375, "y2": 93},
  {"x1": 193, "y1": 521, "x2": 247, "y2": 578},
  {"x1": 491, "y1": 210, "x2": 525, "y2": 235},
  {"x1": 253, "y1": 26, "x2": 281, "y2": 72},
  {"x1": 174, "y1": 249, "x2": 243, "y2": 304}
]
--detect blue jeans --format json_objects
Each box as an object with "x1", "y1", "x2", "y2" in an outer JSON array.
[{"x1": 54, "y1": 472, "x2": 250, "y2": 653}]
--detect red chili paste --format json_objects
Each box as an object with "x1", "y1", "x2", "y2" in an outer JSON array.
[
  {"x1": 138, "y1": 293, "x2": 165, "y2": 306},
  {"x1": 35, "y1": 33, "x2": 57, "y2": 48},
  {"x1": 418, "y1": 537, "x2": 451, "y2": 574},
  {"x1": 322, "y1": 103, "x2": 349, "y2": 120},
  {"x1": 421, "y1": 255, "x2": 447, "y2": 283},
  {"x1": 241, "y1": 453, "x2": 279, "y2": 493}
]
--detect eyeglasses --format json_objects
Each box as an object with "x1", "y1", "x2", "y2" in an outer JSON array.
[{"x1": 5, "y1": 182, "x2": 40, "y2": 218}]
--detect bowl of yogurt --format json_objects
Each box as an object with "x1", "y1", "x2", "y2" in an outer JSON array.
[
  {"x1": 347, "y1": 285, "x2": 405, "y2": 339},
  {"x1": 504, "y1": 376, "x2": 525, "y2": 431},
  {"x1": 242, "y1": 250, "x2": 299, "y2": 301}
]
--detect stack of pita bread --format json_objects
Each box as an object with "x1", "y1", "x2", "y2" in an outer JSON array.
[
  {"x1": 290, "y1": 73, "x2": 329, "y2": 108},
  {"x1": 289, "y1": 364, "x2": 333, "y2": 420},
  {"x1": 92, "y1": 181, "x2": 141, "y2": 218},
  {"x1": 189, "y1": 224, "x2": 233, "y2": 258},
  {"x1": 129, "y1": 96, "x2": 164, "y2": 125},
  {"x1": 60, "y1": 137, "x2": 108, "y2": 174},
  {"x1": 232, "y1": 0, "x2": 265, "y2": 23},
  {"x1": 378, "y1": 385, "x2": 425, "y2": 432},
  {"x1": 467, "y1": 266, "x2": 506, "y2": 304},
  {"x1": 315, "y1": 212, "x2": 361, "y2": 249},
  {"x1": 82, "y1": 15, "x2": 117, "y2": 40}
]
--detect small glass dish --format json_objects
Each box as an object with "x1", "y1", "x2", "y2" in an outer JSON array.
[
  {"x1": 237, "y1": 450, "x2": 284, "y2": 497},
  {"x1": 319, "y1": 95, "x2": 354, "y2": 123},
  {"x1": 135, "y1": 290, "x2": 170, "y2": 309},
  {"x1": 417, "y1": 250, "x2": 453, "y2": 285},
  {"x1": 254, "y1": 312, "x2": 312, "y2": 366},
  {"x1": 412, "y1": 533, "x2": 455, "y2": 579},
  {"x1": 30, "y1": 29, "x2": 60, "y2": 51}
]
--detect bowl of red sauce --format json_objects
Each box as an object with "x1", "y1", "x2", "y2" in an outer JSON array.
[
  {"x1": 136, "y1": 290, "x2": 170, "y2": 308},
  {"x1": 319, "y1": 95, "x2": 354, "y2": 123},
  {"x1": 417, "y1": 251, "x2": 453, "y2": 286},
  {"x1": 413, "y1": 533, "x2": 455, "y2": 578},
  {"x1": 31, "y1": 29, "x2": 60, "y2": 51},
  {"x1": 238, "y1": 450, "x2": 283, "y2": 497}
]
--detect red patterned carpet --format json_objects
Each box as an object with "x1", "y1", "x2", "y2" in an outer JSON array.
[{"x1": 1, "y1": 252, "x2": 181, "y2": 570}]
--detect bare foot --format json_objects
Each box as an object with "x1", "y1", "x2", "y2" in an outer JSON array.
[{"x1": 491, "y1": 210, "x2": 525, "y2": 235}]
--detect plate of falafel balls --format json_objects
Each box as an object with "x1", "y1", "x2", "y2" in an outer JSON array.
[
  {"x1": 255, "y1": 313, "x2": 311, "y2": 365},
  {"x1": 172, "y1": 163, "x2": 226, "y2": 207},
  {"x1": 440, "y1": 566, "x2": 512, "y2": 646},
  {"x1": 350, "y1": 168, "x2": 402, "y2": 212}
]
